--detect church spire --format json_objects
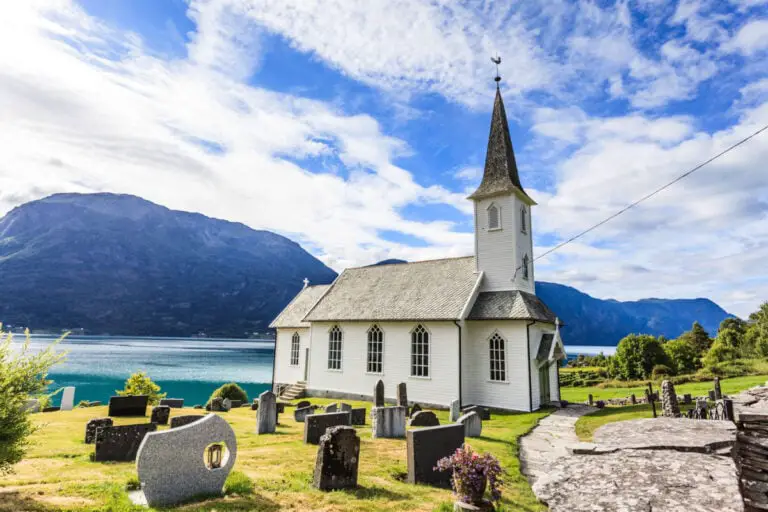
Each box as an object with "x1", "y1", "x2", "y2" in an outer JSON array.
[{"x1": 468, "y1": 65, "x2": 534, "y2": 204}]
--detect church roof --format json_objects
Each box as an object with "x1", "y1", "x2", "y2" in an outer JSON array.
[
  {"x1": 468, "y1": 88, "x2": 535, "y2": 204},
  {"x1": 269, "y1": 284, "x2": 331, "y2": 328},
  {"x1": 467, "y1": 290, "x2": 557, "y2": 322},
  {"x1": 303, "y1": 256, "x2": 480, "y2": 322}
]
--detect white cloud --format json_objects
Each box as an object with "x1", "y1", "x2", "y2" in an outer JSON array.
[{"x1": 724, "y1": 18, "x2": 768, "y2": 55}]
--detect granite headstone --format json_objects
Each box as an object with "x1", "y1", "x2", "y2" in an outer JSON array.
[
  {"x1": 108, "y1": 395, "x2": 149, "y2": 417},
  {"x1": 304, "y1": 411, "x2": 351, "y2": 445},
  {"x1": 93, "y1": 423, "x2": 157, "y2": 462},
  {"x1": 407, "y1": 423, "x2": 464, "y2": 487},
  {"x1": 313, "y1": 426, "x2": 360, "y2": 491}
]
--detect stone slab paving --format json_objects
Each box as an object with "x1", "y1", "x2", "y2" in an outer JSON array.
[{"x1": 593, "y1": 417, "x2": 737, "y2": 453}]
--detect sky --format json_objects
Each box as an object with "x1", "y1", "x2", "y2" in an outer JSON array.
[{"x1": 0, "y1": 0, "x2": 767, "y2": 318}]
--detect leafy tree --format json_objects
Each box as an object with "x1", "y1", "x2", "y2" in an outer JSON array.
[
  {"x1": 614, "y1": 334, "x2": 669, "y2": 380},
  {"x1": 703, "y1": 329, "x2": 740, "y2": 367},
  {"x1": 116, "y1": 371, "x2": 166, "y2": 405},
  {"x1": 0, "y1": 327, "x2": 66, "y2": 474},
  {"x1": 663, "y1": 337, "x2": 701, "y2": 375},
  {"x1": 208, "y1": 382, "x2": 248, "y2": 406},
  {"x1": 746, "y1": 302, "x2": 768, "y2": 357},
  {"x1": 651, "y1": 364, "x2": 673, "y2": 379},
  {"x1": 678, "y1": 322, "x2": 713, "y2": 354},
  {"x1": 719, "y1": 317, "x2": 748, "y2": 336}
]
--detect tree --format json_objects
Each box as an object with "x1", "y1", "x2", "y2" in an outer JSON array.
[
  {"x1": 663, "y1": 337, "x2": 701, "y2": 375},
  {"x1": 116, "y1": 371, "x2": 166, "y2": 405},
  {"x1": 703, "y1": 329, "x2": 740, "y2": 367},
  {"x1": 719, "y1": 317, "x2": 747, "y2": 336},
  {"x1": 0, "y1": 327, "x2": 66, "y2": 473},
  {"x1": 613, "y1": 334, "x2": 669, "y2": 380},
  {"x1": 746, "y1": 302, "x2": 768, "y2": 357},
  {"x1": 678, "y1": 322, "x2": 712, "y2": 354}
]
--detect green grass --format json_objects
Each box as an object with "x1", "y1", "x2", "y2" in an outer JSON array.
[
  {"x1": 560, "y1": 374, "x2": 767, "y2": 403},
  {"x1": 2, "y1": 399, "x2": 551, "y2": 512},
  {"x1": 574, "y1": 403, "x2": 694, "y2": 441}
]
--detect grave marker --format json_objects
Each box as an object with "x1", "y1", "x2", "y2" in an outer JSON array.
[
  {"x1": 313, "y1": 426, "x2": 360, "y2": 491},
  {"x1": 85, "y1": 418, "x2": 113, "y2": 444},
  {"x1": 60, "y1": 387, "x2": 75, "y2": 411},
  {"x1": 409, "y1": 411, "x2": 440, "y2": 427},
  {"x1": 407, "y1": 423, "x2": 464, "y2": 487},
  {"x1": 108, "y1": 395, "x2": 149, "y2": 417},
  {"x1": 256, "y1": 391, "x2": 277, "y2": 434},
  {"x1": 93, "y1": 423, "x2": 157, "y2": 462},
  {"x1": 371, "y1": 406, "x2": 406, "y2": 439},
  {"x1": 304, "y1": 412, "x2": 352, "y2": 445},
  {"x1": 456, "y1": 411, "x2": 482, "y2": 438}
]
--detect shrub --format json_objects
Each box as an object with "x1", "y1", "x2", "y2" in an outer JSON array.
[
  {"x1": 651, "y1": 364, "x2": 673, "y2": 379},
  {"x1": 0, "y1": 327, "x2": 67, "y2": 474},
  {"x1": 703, "y1": 335, "x2": 739, "y2": 368},
  {"x1": 436, "y1": 444, "x2": 503, "y2": 505},
  {"x1": 663, "y1": 337, "x2": 701, "y2": 375},
  {"x1": 116, "y1": 371, "x2": 166, "y2": 405},
  {"x1": 678, "y1": 322, "x2": 713, "y2": 355},
  {"x1": 208, "y1": 383, "x2": 248, "y2": 406},
  {"x1": 614, "y1": 334, "x2": 669, "y2": 380}
]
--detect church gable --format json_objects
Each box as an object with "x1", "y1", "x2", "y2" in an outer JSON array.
[{"x1": 269, "y1": 284, "x2": 330, "y2": 328}]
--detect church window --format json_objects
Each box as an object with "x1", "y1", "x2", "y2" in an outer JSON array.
[
  {"x1": 410, "y1": 324, "x2": 430, "y2": 377},
  {"x1": 489, "y1": 333, "x2": 507, "y2": 381},
  {"x1": 327, "y1": 325, "x2": 343, "y2": 370},
  {"x1": 521, "y1": 207, "x2": 527, "y2": 233},
  {"x1": 488, "y1": 203, "x2": 501, "y2": 230},
  {"x1": 522, "y1": 254, "x2": 530, "y2": 280},
  {"x1": 366, "y1": 324, "x2": 384, "y2": 374},
  {"x1": 290, "y1": 332, "x2": 300, "y2": 366}
]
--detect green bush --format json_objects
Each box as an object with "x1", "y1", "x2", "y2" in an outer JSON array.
[
  {"x1": 208, "y1": 382, "x2": 248, "y2": 406},
  {"x1": 651, "y1": 364, "x2": 674, "y2": 379},
  {"x1": 0, "y1": 327, "x2": 67, "y2": 474},
  {"x1": 116, "y1": 371, "x2": 166, "y2": 405},
  {"x1": 614, "y1": 334, "x2": 669, "y2": 380},
  {"x1": 663, "y1": 337, "x2": 701, "y2": 375}
]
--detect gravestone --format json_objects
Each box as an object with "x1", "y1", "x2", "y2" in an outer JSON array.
[
  {"x1": 326, "y1": 402, "x2": 340, "y2": 413},
  {"x1": 276, "y1": 402, "x2": 286, "y2": 414},
  {"x1": 295, "y1": 405, "x2": 318, "y2": 423},
  {"x1": 297, "y1": 400, "x2": 311, "y2": 409},
  {"x1": 462, "y1": 405, "x2": 490, "y2": 421},
  {"x1": 350, "y1": 408, "x2": 366, "y2": 426},
  {"x1": 407, "y1": 423, "x2": 464, "y2": 487},
  {"x1": 304, "y1": 412, "x2": 352, "y2": 445},
  {"x1": 397, "y1": 382, "x2": 408, "y2": 411},
  {"x1": 449, "y1": 399, "x2": 461, "y2": 422},
  {"x1": 714, "y1": 377, "x2": 722, "y2": 400},
  {"x1": 696, "y1": 399, "x2": 708, "y2": 410},
  {"x1": 683, "y1": 393, "x2": 692, "y2": 405},
  {"x1": 339, "y1": 403, "x2": 352, "y2": 412},
  {"x1": 136, "y1": 414, "x2": 237, "y2": 507},
  {"x1": 456, "y1": 411, "x2": 482, "y2": 438},
  {"x1": 661, "y1": 380, "x2": 681, "y2": 418},
  {"x1": 371, "y1": 406, "x2": 406, "y2": 439},
  {"x1": 708, "y1": 390, "x2": 717, "y2": 401},
  {"x1": 313, "y1": 426, "x2": 360, "y2": 491},
  {"x1": 43, "y1": 406, "x2": 60, "y2": 412},
  {"x1": 630, "y1": 394, "x2": 636, "y2": 405},
  {"x1": 374, "y1": 380, "x2": 385, "y2": 407},
  {"x1": 170, "y1": 415, "x2": 204, "y2": 429},
  {"x1": 60, "y1": 387, "x2": 75, "y2": 411},
  {"x1": 257, "y1": 391, "x2": 277, "y2": 434},
  {"x1": 409, "y1": 411, "x2": 440, "y2": 427},
  {"x1": 250, "y1": 403, "x2": 258, "y2": 411},
  {"x1": 108, "y1": 395, "x2": 149, "y2": 417},
  {"x1": 207, "y1": 397, "x2": 228, "y2": 412},
  {"x1": 588, "y1": 394, "x2": 594, "y2": 406},
  {"x1": 23, "y1": 399, "x2": 41, "y2": 413},
  {"x1": 230, "y1": 400, "x2": 243, "y2": 408},
  {"x1": 85, "y1": 418, "x2": 113, "y2": 444},
  {"x1": 159, "y1": 398, "x2": 184, "y2": 408},
  {"x1": 222, "y1": 398, "x2": 232, "y2": 411},
  {"x1": 151, "y1": 405, "x2": 171, "y2": 425},
  {"x1": 410, "y1": 404, "x2": 422, "y2": 417},
  {"x1": 93, "y1": 423, "x2": 157, "y2": 462}
]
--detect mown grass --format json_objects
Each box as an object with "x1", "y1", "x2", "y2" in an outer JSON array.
[{"x1": 1, "y1": 398, "x2": 551, "y2": 511}]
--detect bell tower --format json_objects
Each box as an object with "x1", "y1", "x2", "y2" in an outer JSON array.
[{"x1": 468, "y1": 63, "x2": 536, "y2": 294}]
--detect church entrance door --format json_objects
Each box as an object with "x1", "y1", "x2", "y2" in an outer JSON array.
[{"x1": 539, "y1": 363, "x2": 550, "y2": 405}]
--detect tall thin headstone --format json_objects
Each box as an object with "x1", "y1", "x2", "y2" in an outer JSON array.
[
  {"x1": 256, "y1": 390, "x2": 277, "y2": 434},
  {"x1": 588, "y1": 394, "x2": 593, "y2": 406},
  {"x1": 60, "y1": 386, "x2": 75, "y2": 411},
  {"x1": 714, "y1": 377, "x2": 722, "y2": 400},
  {"x1": 397, "y1": 383, "x2": 408, "y2": 408},
  {"x1": 661, "y1": 380, "x2": 680, "y2": 418},
  {"x1": 449, "y1": 399, "x2": 461, "y2": 423},
  {"x1": 374, "y1": 380, "x2": 385, "y2": 407}
]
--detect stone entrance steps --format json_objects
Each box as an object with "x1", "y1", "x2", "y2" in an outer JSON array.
[{"x1": 280, "y1": 381, "x2": 306, "y2": 400}]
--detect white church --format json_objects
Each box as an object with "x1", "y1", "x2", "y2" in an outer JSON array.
[{"x1": 270, "y1": 85, "x2": 565, "y2": 412}]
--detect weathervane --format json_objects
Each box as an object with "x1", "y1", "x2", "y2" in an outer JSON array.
[{"x1": 491, "y1": 54, "x2": 502, "y2": 85}]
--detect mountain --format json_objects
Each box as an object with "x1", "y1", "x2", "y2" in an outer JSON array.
[
  {"x1": 0, "y1": 193, "x2": 732, "y2": 342},
  {"x1": 0, "y1": 193, "x2": 337, "y2": 337}
]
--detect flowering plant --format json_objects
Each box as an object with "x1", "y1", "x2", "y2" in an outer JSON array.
[{"x1": 435, "y1": 444, "x2": 503, "y2": 504}]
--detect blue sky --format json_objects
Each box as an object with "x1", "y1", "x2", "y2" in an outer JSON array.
[{"x1": 0, "y1": 0, "x2": 767, "y2": 317}]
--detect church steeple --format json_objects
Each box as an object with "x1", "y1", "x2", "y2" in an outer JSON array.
[{"x1": 468, "y1": 86, "x2": 534, "y2": 205}]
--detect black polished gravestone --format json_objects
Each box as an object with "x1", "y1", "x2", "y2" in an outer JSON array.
[
  {"x1": 150, "y1": 405, "x2": 171, "y2": 425},
  {"x1": 85, "y1": 418, "x2": 113, "y2": 444},
  {"x1": 295, "y1": 406, "x2": 318, "y2": 423},
  {"x1": 462, "y1": 405, "x2": 490, "y2": 421},
  {"x1": 108, "y1": 395, "x2": 149, "y2": 417},
  {"x1": 93, "y1": 423, "x2": 157, "y2": 462},
  {"x1": 350, "y1": 407, "x2": 366, "y2": 426},
  {"x1": 230, "y1": 400, "x2": 243, "y2": 408},
  {"x1": 313, "y1": 426, "x2": 360, "y2": 491},
  {"x1": 407, "y1": 423, "x2": 465, "y2": 487},
  {"x1": 409, "y1": 411, "x2": 440, "y2": 427},
  {"x1": 304, "y1": 412, "x2": 352, "y2": 445},
  {"x1": 159, "y1": 398, "x2": 184, "y2": 408},
  {"x1": 169, "y1": 415, "x2": 205, "y2": 429}
]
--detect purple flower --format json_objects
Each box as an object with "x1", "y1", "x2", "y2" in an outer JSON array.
[{"x1": 434, "y1": 444, "x2": 503, "y2": 504}]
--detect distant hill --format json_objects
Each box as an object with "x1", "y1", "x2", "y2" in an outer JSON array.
[{"x1": 0, "y1": 193, "x2": 732, "y2": 342}]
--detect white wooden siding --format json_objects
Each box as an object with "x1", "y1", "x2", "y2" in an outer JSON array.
[
  {"x1": 306, "y1": 321, "x2": 460, "y2": 407},
  {"x1": 462, "y1": 320, "x2": 531, "y2": 411},
  {"x1": 549, "y1": 362, "x2": 560, "y2": 402},
  {"x1": 274, "y1": 327, "x2": 309, "y2": 384},
  {"x1": 529, "y1": 324, "x2": 542, "y2": 411}
]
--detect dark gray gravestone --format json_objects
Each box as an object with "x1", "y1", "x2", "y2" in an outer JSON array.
[
  {"x1": 251, "y1": 403, "x2": 258, "y2": 411},
  {"x1": 108, "y1": 395, "x2": 149, "y2": 417},
  {"x1": 407, "y1": 423, "x2": 464, "y2": 487},
  {"x1": 410, "y1": 411, "x2": 440, "y2": 427},
  {"x1": 257, "y1": 390, "x2": 277, "y2": 434},
  {"x1": 326, "y1": 402, "x2": 339, "y2": 413},
  {"x1": 462, "y1": 405, "x2": 490, "y2": 421},
  {"x1": 350, "y1": 408, "x2": 366, "y2": 425},
  {"x1": 207, "y1": 397, "x2": 227, "y2": 412},
  {"x1": 159, "y1": 398, "x2": 184, "y2": 408},
  {"x1": 304, "y1": 412, "x2": 351, "y2": 445},
  {"x1": 93, "y1": 423, "x2": 156, "y2": 462},
  {"x1": 410, "y1": 404, "x2": 422, "y2": 418},
  {"x1": 714, "y1": 377, "x2": 722, "y2": 400},
  {"x1": 85, "y1": 418, "x2": 113, "y2": 444},
  {"x1": 170, "y1": 415, "x2": 204, "y2": 429},
  {"x1": 230, "y1": 400, "x2": 243, "y2": 408},
  {"x1": 397, "y1": 382, "x2": 408, "y2": 408},
  {"x1": 151, "y1": 405, "x2": 171, "y2": 425},
  {"x1": 374, "y1": 380, "x2": 385, "y2": 407},
  {"x1": 708, "y1": 390, "x2": 717, "y2": 401},
  {"x1": 276, "y1": 402, "x2": 286, "y2": 414},
  {"x1": 683, "y1": 393, "x2": 693, "y2": 405},
  {"x1": 313, "y1": 426, "x2": 360, "y2": 491},
  {"x1": 295, "y1": 406, "x2": 318, "y2": 422},
  {"x1": 297, "y1": 400, "x2": 311, "y2": 409}
]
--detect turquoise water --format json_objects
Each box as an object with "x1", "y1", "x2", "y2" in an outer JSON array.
[{"x1": 14, "y1": 335, "x2": 274, "y2": 407}]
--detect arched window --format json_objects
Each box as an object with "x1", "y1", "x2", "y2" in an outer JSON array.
[
  {"x1": 327, "y1": 325, "x2": 343, "y2": 370},
  {"x1": 489, "y1": 333, "x2": 507, "y2": 381},
  {"x1": 487, "y1": 203, "x2": 500, "y2": 230},
  {"x1": 521, "y1": 207, "x2": 527, "y2": 233},
  {"x1": 366, "y1": 324, "x2": 384, "y2": 374},
  {"x1": 411, "y1": 324, "x2": 430, "y2": 377},
  {"x1": 290, "y1": 332, "x2": 300, "y2": 366},
  {"x1": 522, "y1": 254, "x2": 530, "y2": 280}
]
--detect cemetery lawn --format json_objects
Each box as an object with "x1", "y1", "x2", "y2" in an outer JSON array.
[
  {"x1": 574, "y1": 403, "x2": 695, "y2": 441},
  {"x1": 560, "y1": 374, "x2": 767, "y2": 403},
  {"x1": 2, "y1": 399, "x2": 552, "y2": 512}
]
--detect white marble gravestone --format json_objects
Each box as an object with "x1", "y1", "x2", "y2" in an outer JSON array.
[
  {"x1": 256, "y1": 390, "x2": 277, "y2": 434},
  {"x1": 60, "y1": 387, "x2": 75, "y2": 411},
  {"x1": 135, "y1": 414, "x2": 237, "y2": 507},
  {"x1": 449, "y1": 399, "x2": 461, "y2": 423},
  {"x1": 456, "y1": 411, "x2": 482, "y2": 438}
]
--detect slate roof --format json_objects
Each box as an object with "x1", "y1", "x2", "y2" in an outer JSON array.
[
  {"x1": 468, "y1": 87, "x2": 535, "y2": 204},
  {"x1": 467, "y1": 290, "x2": 557, "y2": 322},
  {"x1": 269, "y1": 284, "x2": 331, "y2": 328},
  {"x1": 303, "y1": 256, "x2": 480, "y2": 322},
  {"x1": 536, "y1": 333, "x2": 554, "y2": 361}
]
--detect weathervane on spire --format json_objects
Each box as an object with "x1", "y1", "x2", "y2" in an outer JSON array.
[{"x1": 491, "y1": 54, "x2": 502, "y2": 85}]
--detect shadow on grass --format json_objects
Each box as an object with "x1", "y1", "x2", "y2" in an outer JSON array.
[
  {"x1": 0, "y1": 492, "x2": 53, "y2": 512},
  {"x1": 339, "y1": 484, "x2": 410, "y2": 501}
]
